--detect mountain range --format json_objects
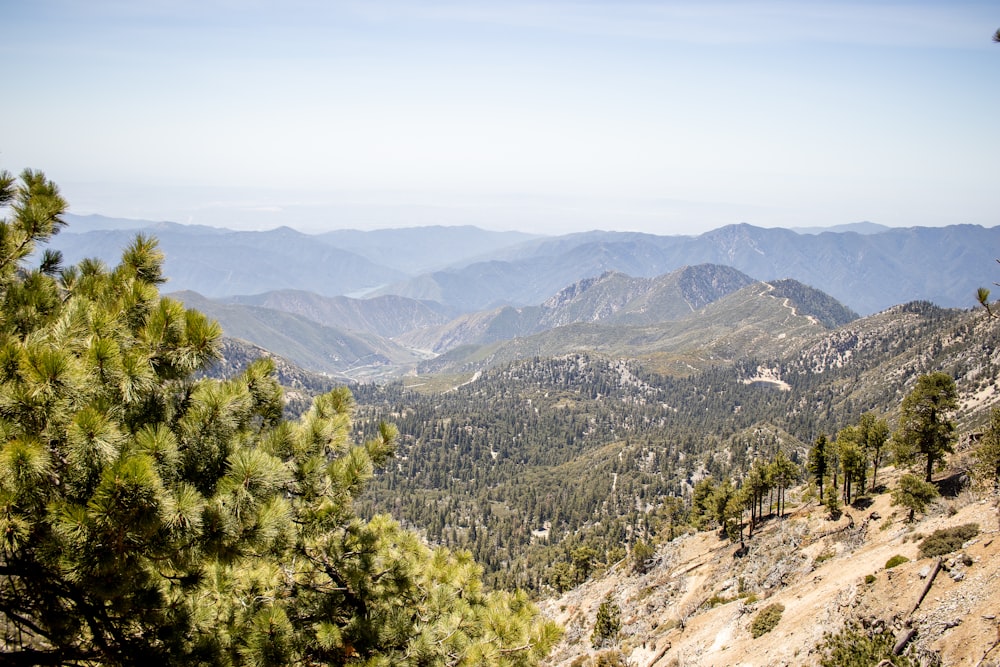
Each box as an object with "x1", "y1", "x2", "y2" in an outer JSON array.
[
  {"x1": 52, "y1": 214, "x2": 996, "y2": 381},
  {"x1": 60, "y1": 214, "x2": 995, "y2": 316}
]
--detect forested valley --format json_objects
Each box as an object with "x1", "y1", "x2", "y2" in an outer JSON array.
[{"x1": 351, "y1": 302, "x2": 1000, "y2": 593}]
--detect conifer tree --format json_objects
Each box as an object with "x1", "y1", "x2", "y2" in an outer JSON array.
[
  {"x1": 590, "y1": 594, "x2": 621, "y2": 649},
  {"x1": 973, "y1": 407, "x2": 1000, "y2": 492},
  {"x1": 808, "y1": 434, "x2": 828, "y2": 502},
  {"x1": 0, "y1": 169, "x2": 560, "y2": 666},
  {"x1": 835, "y1": 427, "x2": 864, "y2": 505},
  {"x1": 892, "y1": 473, "x2": 939, "y2": 522},
  {"x1": 856, "y1": 412, "x2": 889, "y2": 492},
  {"x1": 768, "y1": 452, "x2": 797, "y2": 518},
  {"x1": 892, "y1": 372, "x2": 958, "y2": 482}
]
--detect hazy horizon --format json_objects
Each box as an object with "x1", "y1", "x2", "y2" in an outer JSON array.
[{"x1": 4, "y1": 1, "x2": 999, "y2": 235}]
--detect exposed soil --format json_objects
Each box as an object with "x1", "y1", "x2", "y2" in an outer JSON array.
[{"x1": 541, "y1": 467, "x2": 1000, "y2": 667}]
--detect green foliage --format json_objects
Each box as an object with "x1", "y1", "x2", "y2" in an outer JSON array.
[
  {"x1": 808, "y1": 433, "x2": 828, "y2": 500},
  {"x1": 813, "y1": 551, "x2": 835, "y2": 567},
  {"x1": 631, "y1": 537, "x2": 655, "y2": 574},
  {"x1": 591, "y1": 594, "x2": 622, "y2": 649},
  {"x1": 892, "y1": 372, "x2": 958, "y2": 482},
  {"x1": 750, "y1": 603, "x2": 784, "y2": 638},
  {"x1": 864, "y1": 573, "x2": 877, "y2": 584},
  {"x1": 885, "y1": 555, "x2": 910, "y2": 569},
  {"x1": 891, "y1": 473, "x2": 939, "y2": 522},
  {"x1": 768, "y1": 451, "x2": 798, "y2": 518},
  {"x1": 835, "y1": 426, "x2": 865, "y2": 505},
  {"x1": 972, "y1": 406, "x2": 1000, "y2": 492},
  {"x1": 918, "y1": 523, "x2": 980, "y2": 558},
  {"x1": 857, "y1": 412, "x2": 889, "y2": 492},
  {"x1": 570, "y1": 651, "x2": 630, "y2": 667},
  {"x1": 824, "y1": 483, "x2": 841, "y2": 519},
  {"x1": 0, "y1": 171, "x2": 560, "y2": 666},
  {"x1": 818, "y1": 621, "x2": 918, "y2": 667},
  {"x1": 691, "y1": 477, "x2": 718, "y2": 531},
  {"x1": 593, "y1": 650, "x2": 630, "y2": 667}
]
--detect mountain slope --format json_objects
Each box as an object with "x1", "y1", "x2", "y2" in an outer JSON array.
[
  {"x1": 170, "y1": 291, "x2": 427, "y2": 379},
  {"x1": 222, "y1": 290, "x2": 458, "y2": 338},
  {"x1": 413, "y1": 277, "x2": 855, "y2": 376},
  {"x1": 541, "y1": 473, "x2": 1000, "y2": 666},
  {"x1": 397, "y1": 265, "x2": 759, "y2": 355},
  {"x1": 375, "y1": 223, "x2": 1000, "y2": 315},
  {"x1": 47, "y1": 223, "x2": 406, "y2": 297},
  {"x1": 353, "y1": 304, "x2": 1000, "y2": 593}
]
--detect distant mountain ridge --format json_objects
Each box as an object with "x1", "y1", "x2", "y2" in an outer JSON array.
[
  {"x1": 375, "y1": 223, "x2": 997, "y2": 315},
  {"x1": 395, "y1": 264, "x2": 761, "y2": 354},
  {"x1": 57, "y1": 213, "x2": 997, "y2": 315},
  {"x1": 413, "y1": 274, "x2": 859, "y2": 377}
]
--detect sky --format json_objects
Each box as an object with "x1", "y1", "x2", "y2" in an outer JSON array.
[{"x1": 2, "y1": 1, "x2": 998, "y2": 235}]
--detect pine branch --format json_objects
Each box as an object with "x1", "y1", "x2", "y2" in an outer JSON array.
[{"x1": 0, "y1": 646, "x2": 98, "y2": 666}]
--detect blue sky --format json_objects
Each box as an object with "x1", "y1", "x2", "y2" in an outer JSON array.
[{"x1": 2, "y1": 1, "x2": 998, "y2": 234}]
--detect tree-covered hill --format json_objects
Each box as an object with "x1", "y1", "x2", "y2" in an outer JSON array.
[{"x1": 351, "y1": 303, "x2": 1000, "y2": 592}]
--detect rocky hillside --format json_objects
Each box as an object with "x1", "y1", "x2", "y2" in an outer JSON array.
[{"x1": 542, "y1": 463, "x2": 1000, "y2": 667}]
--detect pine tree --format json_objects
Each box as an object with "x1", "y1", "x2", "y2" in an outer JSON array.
[
  {"x1": 591, "y1": 594, "x2": 621, "y2": 649},
  {"x1": 0, "y1": 169, "x2": 561, "y2": 666},
  {"x1": 857, "y1": 412, "x2": 889, "y2": 492},
  {"x1": 892, "y1": 372, "x2": 958, "y2": 482},
  {"x1": 808, "y1": 434, "x2": 828, "y2": 502},
  {"x1": 892, "y1": 473, "x2": 939, "y2": 522},
  {"x1": 973, "y1": 407, "x2": 1000, "y2": 492},
  {"x1": 835, "y1": 427, "x2": 865, "y2": 505},
  {"x1": 768, "y1": 452, "x2": 798, "y2": 518}
]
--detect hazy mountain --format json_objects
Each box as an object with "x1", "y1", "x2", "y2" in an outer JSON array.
[
  {"x1": 413, "y1": 276, "x2": 857, "y2": 377},
  {"x1": 222, "y1": 290, "x2": 458, "y2": 338},
  {"x1": 170, "y1": 291, "x2": 428, "y2": 379},
  {"x1": 396, "y1": 264, "x2": 760, "y2": 354},
  {"x1": 789, "y1": 220, "x2": 890, "y2": 234},
  {"x1": 48, "y1": 222, "x2": 405, "y2": 297},
  {"x1": 375, "y1": 223, "x2": 999, "y2": 315},
  {"x1": 316, "y1": 225, "x2": 540, "y2": 274},
  {"x1": 54, "y1": 215, "x2": 999, "y2": 315}
]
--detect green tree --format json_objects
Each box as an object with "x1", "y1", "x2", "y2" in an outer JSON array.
[
  {"x1": 818, "y1": 621, "x2": 918, "y2": 667},
  {"x1": 892, "y1": 473, "x2": 940, "y2": 522},
  {"x1": 835, "y1": 427, "x2": 865, "y2": 505},
  {"x1": 892, "y1": 372, "x2": 958, "y2": 482},
  {"x1": 824, "y1": 483, "x2": 841, "y2": 520},
  {"x1": 808, "y1": 434, "x2": 829, "y2": 501},
  {"x1": 657, "y1": 495, "x2": 686, "y2": 541},
  {"x1": 0, "y1": 170, "x2": 560, "y2": 666},
  {"x1": 572, "y1": 544, "x2": 600, "y2": 584},
  {"x1": 690, "y1": 477, "x2": 717, "y2": 531},
  {"x1": 857, "y1": 412, "x2": 889, "y2": 492},
  {"x1": 710, "y1": 477, "x2": 739, "y2": 540},
  {"x1": 591, "y1": 594, "x2": 621, "y2": 649},
  {"x1": 741, "y1": 461, "x2": 771, "y2": 534},
  {"x1": 630, "y1": 537, "x2": 655, "y2": 574},
  {"x1": 973, "y1": 407, "x2": 1000, "y2": 492},
  {"x1": 768, "y1": 452, "x2": 798, "y2": 518}
]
